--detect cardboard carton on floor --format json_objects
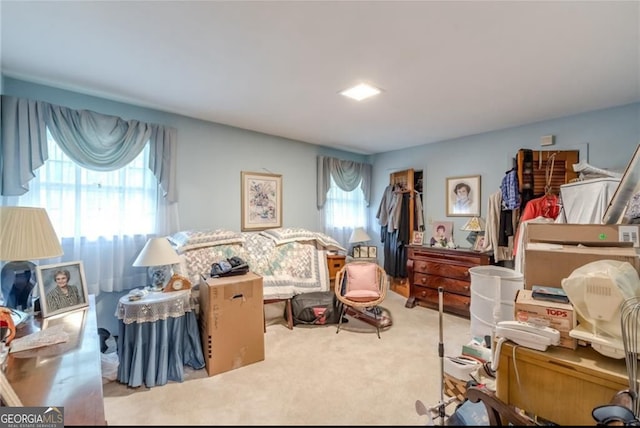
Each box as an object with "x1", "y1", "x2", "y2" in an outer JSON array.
[
  {"x1": 514, "y1": 289, "x2": 577, "y2": 349},
  {"x1": 199, "y1": 272, "x2": 265, "y2": 376},
  {"x1": 523, "y1": 223, "x2": 640, "y2": 290}
]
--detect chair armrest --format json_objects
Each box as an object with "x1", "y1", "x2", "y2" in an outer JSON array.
[{"x1": 465, "y1": 386, "x2": 536, "y2": 426}]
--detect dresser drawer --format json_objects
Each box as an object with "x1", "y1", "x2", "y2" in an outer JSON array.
[
  {"x1": 411, "y1": 285, "x2": 470, "y2": 317},
  {"x1": 413, "y1": 260, "x2": 471, "y2": 281},
  {"x1": 413, "y1": 273, "x2": 471, "y2": 296}
]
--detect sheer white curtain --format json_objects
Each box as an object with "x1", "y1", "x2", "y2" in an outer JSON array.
[
  {"x1": 323, "y1": 176, "x2": 369, "y2": 249},
  {"x1": 1, "y1": 133, "x2": 165, "y2": 295}
]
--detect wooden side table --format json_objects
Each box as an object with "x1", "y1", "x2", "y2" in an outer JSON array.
[{"x1": 327, "y1": 254, "x2": 346, "y2": 291}]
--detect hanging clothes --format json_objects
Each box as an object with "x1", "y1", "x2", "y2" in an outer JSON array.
[
  {"x1": 513, "y1": 193, "x2": 561, "y2": 256},
  {"x1": 484, "y1": 190, "x2": 514, "y2": 262}
]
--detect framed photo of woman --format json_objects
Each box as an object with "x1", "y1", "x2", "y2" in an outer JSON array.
[
  {"x1": 36, "y1": 261, "x2": 89, "y2": 318},
  {"x1": 446, "y1": 175, "x2": 481, "y2": 217}
]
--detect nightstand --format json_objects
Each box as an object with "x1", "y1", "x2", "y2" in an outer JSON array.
[{"x1": 326, "y1": 254, "x2": 346, "y2": 290}]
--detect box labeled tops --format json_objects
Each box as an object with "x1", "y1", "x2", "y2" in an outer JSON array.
[
  {"x1": 514, "y1": 289, "x2": 577, "y2": 349},
  {"x1": 523, "y1": 223, "x2": 639, "y2": 290},
  {"x1": 199, "y1": 272, "x2": 265, "y2": 376}
]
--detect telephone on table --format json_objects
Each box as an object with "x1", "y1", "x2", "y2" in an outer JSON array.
[{"x1": 495, "y1": 320, "x2": 560, "y2": 352}]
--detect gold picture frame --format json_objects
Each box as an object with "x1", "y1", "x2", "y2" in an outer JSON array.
[
  {"x1": 36, "y1": 261, "x2": 89, "y2": 318},
  {"x1": 241, "y1": 171, "x2": 283, "y2": 231},
  {"x1": 446, "y1": 175, "x2": 481, "y2": 217}
]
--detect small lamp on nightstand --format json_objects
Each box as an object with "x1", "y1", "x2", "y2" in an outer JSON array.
[
  {"x1": 133, "y1": 237, "x2": 182, "y2": 291},
  {"x1": 349, "y1": 227, "x2": 371, "y2": 258},
  {"x1": 461, "y1": 217, "x2": 486, "y2": 247}
]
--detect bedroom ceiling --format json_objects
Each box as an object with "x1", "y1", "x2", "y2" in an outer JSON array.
[{"x1": 1, "y1": 1, "x2": 639, "y2": 155}]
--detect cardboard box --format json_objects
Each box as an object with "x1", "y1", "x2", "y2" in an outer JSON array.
[
  {"x1": 514, "y1": 289, "x2": 577, "y2": 349},
  {"x1": 523, "y1": 223, "x2": 639, "y2": 289},
  {"x1": 199, "y1": 272, "x2": 265, "y2": 376}
]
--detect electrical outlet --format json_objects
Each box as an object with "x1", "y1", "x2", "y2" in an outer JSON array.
[{"x1": 541, "y1": 135, "x2": 555, "y2": 146}]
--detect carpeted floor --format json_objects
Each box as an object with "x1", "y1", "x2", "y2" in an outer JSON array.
[{"x1": 103, "y1": 290, "x2": 475, "y2": 425}]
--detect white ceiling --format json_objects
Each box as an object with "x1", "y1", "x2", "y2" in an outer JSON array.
[{"x1": 2, "y1": 1, "x2": 639, "y2": 155}]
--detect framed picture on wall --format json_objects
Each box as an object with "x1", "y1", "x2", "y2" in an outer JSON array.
[
  {"x1": 241, "y1": 171, "x2": 283, "y2": 231},
  {"x1": 446, "y1": 175, "x2": 481, "y2": 217}
]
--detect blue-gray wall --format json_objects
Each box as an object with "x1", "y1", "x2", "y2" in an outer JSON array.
[{"x1": 3, "y1": 76, "x2": 639, "y2": 332}]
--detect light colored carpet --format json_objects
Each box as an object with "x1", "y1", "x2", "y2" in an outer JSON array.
[{"x1": 103, "y1": 291, "x2": 473, "y2": 425}]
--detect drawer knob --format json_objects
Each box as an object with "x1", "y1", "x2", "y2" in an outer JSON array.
[
  {"x1": 420, "y1": 277, "x2": 426, "y2": 284},
  {"x1": 420, "y1": 291, "x2": 426, "y2": 298}
]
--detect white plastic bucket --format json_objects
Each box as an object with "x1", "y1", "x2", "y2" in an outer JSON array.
[{"x1": 469, "y1": 266, "x2": 524, "y2": 338}]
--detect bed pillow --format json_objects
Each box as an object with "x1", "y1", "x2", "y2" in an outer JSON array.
[
  {"x1": 259, "y1": 227, "x2": 346, "y2": 251},
  {"x1": 259, "y1": 228, "x2": 319, "y2": 245},
  {"x1": 168, "y1": 229, "x2": 245, "y2": 252}
]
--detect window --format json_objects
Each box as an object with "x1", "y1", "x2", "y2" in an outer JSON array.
[
  {"x1": 324, "y1": 176, "x2": 368, "y2": 247},
  {"x1": 1, "y1": 130, "x2": 159, "y2": 293},
  {"x1": 3, "y1": 131, "x2": 157, "y2": 239}
]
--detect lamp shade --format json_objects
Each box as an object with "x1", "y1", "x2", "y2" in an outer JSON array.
[
  {"x1": 0, "y1": 207, "x2": 63, "y2": 261},
  {"x1": 133, "y1": 237, "x2": 181, "y2": 267},
  {"x1": 460, "y1": 217, "x2": 485, "y2": 232},
  {"x1": 349, "y1": 227, "x2": 371, "y2": 244}
]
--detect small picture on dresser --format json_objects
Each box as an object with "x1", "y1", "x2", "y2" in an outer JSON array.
[
  {"x1": 367, "y1": 246, "x2": 377, "y2": 258},
  {"x1": 430, "y1": 221, "x2": 453, "y2": 248},
  {"x1": 411, "y1": 231, "x2": 424, "y2": 245}
]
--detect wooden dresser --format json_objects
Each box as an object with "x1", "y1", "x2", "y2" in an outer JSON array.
[
  {"x1": 405, "y1": 246, "x2": 491, "y2": 317},
  {"x1": 6, "y1": 295, "x2": 106, "y2": 425}
]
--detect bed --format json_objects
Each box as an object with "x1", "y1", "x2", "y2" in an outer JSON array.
[{"x1": 169, "y1": 227, "x2": 346, "y2": 327}]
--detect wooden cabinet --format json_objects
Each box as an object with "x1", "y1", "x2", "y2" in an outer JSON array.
[
  {"x1": 405, "y1": 246, "x2": 491, "y2": 317},
  {"x1": 6, "y1": 296, "x2": 106, "y2": 425},
  {"x1": 388, "y1": 168, "x2": 424, "y2": 298},
  {"x1": 496, "y1": 341, "x2": 627, "y2": 425},
  {"x1": 327, "y1": 254, "x2": 346, "y2": 290}
]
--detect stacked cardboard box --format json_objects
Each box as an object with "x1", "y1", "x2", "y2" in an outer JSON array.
[
  {"x1": 523, "y1": 223, "x2": 639, "y2": 290},
  {"x1": 514, "y1": 289, "x2": 577, "y2": 349},
  {"x1": 199, "y1": 272, "x2": 265, "y2": 376}
]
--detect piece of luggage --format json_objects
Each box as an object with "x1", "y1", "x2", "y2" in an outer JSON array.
[{"x1": 286, "y1": 291, "x2": 343, "y2": 326}]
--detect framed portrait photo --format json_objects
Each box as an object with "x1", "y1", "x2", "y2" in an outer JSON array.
[
  {"x1": 367, "y1": 246, "x2": 377, "y2": 259},
  {"x1": 473, "y1": 234, "x2": 487, "y2": 252},
  {"x1": 241, "y1": 171, "x2": 283, "y2": 231},
  {"x1": 36, "y1": 261, "x2": 89, "y2": 318},
  {"x1": 429, "y1": 221, "x2": 454, "y2": 248},
  {"x1": 411, "y1": 231, "x2": 424, "y2": 246},
  {"x1": 446, "y1": 175, "x2": 481, "y2": 217}
]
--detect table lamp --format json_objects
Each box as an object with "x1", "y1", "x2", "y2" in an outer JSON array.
[
  {"x1": 461, "y1": 216, "x2": 486, "y2": 246},
  {"x1": 349, "y1": 227, "x2": 371, "y2": 257},
  {"x1": 0, "y1": 206, "x2": 64, "y2": 311},
  {"x1": 133, "y1": 237, "x2": 182, "y2": 291}
]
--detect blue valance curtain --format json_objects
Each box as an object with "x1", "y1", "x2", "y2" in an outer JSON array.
[
  {"x1": 316, "y1": 156, "x2": 372, "y2": 209},
  {"x1": 0, "y1": 95, "x2": 177, "y2": 202}
]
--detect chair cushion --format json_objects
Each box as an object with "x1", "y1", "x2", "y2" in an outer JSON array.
[
  {"x1": 344, "y1": 289, "x2": 381, "y2": 303},
  {"x1": 345, "y1": 263, "x2": 378, "y2": 294}
]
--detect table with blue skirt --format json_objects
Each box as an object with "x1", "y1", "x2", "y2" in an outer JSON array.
[{"x1": 115, "y1": 289, "x2": 205, "y2": 388}]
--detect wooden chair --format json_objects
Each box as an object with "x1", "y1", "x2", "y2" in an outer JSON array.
[
  {"x1": 465, "y1": 386, "x2": 537, "y2": 426},
  {"x1": 334, "y1": 262, "x2": 388, "y2": 338}
]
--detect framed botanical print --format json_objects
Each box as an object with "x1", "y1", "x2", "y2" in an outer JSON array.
[
  {"x1": 241, "y1": 171, "x2": 283, "y2": 231},
  {"x1": 36, "y1": 261, "x2": 89, "y2": 318},
  {"x1": 446, "y1": 175, "x2": 481, "y2": 217}
]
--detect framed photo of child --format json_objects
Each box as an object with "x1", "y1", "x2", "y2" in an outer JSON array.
[{"x1": 429, "y1": 221, "x2": 454, "y2": 248}]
